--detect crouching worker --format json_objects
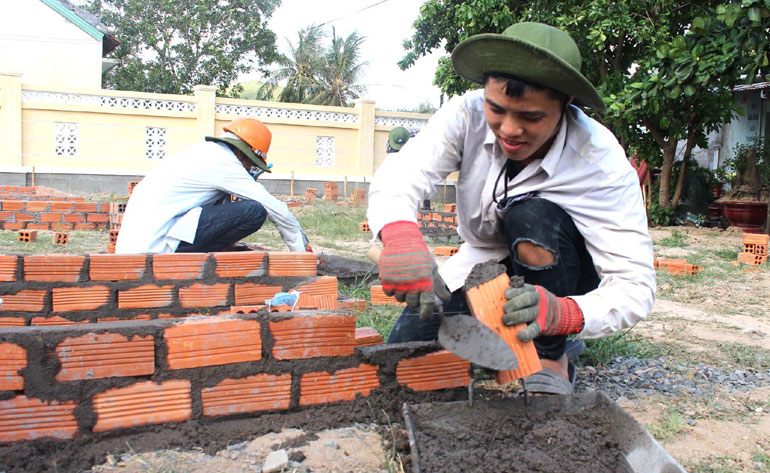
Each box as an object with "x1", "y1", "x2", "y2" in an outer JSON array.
[
  {"x1": 117, "y1": 117, "x2": 310, "y2": 254},
  {"x1": 367, "y1": 23, "x2": 655, "y2": 395}
]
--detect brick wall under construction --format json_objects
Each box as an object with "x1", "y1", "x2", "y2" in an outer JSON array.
[{"x1": 0, "y1": 249, "x2": 472, "y2": 446}]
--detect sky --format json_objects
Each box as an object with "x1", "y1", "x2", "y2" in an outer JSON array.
[{"x1": 247, "y1": 0, "x2": 445, "y2": 111}]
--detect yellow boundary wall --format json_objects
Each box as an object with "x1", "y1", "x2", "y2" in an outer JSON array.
[{"x1": 0, "y1": 73, "x2": 434, "y2": 183}]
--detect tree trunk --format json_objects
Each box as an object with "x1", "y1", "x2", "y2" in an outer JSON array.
[
  {"x1": 658, "y1": 142, "x2": 677, "y2": 209},
  {"x1": 671, "y1": 154, "x2": 688, "y2": 207},
  {"x1": 743, "y1": 147, "x2": 759, "y2": 195}
]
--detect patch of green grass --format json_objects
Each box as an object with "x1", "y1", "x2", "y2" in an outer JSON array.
[
  {"x1": 295, "y1": 200, "x2": 368, "y2": 241},
  {"x1": 356, "y1": 304, "x2": 402, "y2": 340},
  {"x1": 716, "y1": 342, "x2": 770, "y2": 369},
  {"x1": 0, "y1": 229, "x2": 109, "y2": 255},
  {"x1": 683, "y1": 456, "x2": 744, "y2": 473},
  {"x1": 646, "y1": 410, "x2": 686, "y2": 443},
  {"x1": 753, "y1": 447, "x2": 770, "y2": 470},
  {"x1": 658, "y1": 229, "x2": 689, "y2": 248},
  {"x1": 578, "y1": 330, "x2": 662, "y2": 366}
]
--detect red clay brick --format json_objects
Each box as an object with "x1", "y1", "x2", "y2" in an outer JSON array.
[
  {"x1": 51, "y1": 223, "x2": 74, "y2": 231},
  {"x1": 97, "y1": 314, "x2": 152, "y2": 323},
  {"x1": 0, "y1": 317, "x2": 25, "y2": 327},
  {"x1": 30, "y1": 316, "x2": 89, "y2": 326},
  {"x1": 52, "y1": 232, "x2": 68, "y2": 246},
  {"x1": 355, "y1": 327, "x2": 383, "y2": 347},
  {"x1": 165, "y1": 318, "x2": 262, "y2": 369},
  {"x1": 14, "y1": 213, "x2": 35, "y2": 222},
  {"x1": 55, "y1": 333, "x2": 154, "y2": 381},
  {"x1": 178, "y1": 283, "x2": 230, "y2": 308},
  {"x1": 118, "y1": 284, "x2": 174, "y2": 309},
  {"x1": 0, "y1": 396, "x2": 78, "y2": 442},
  {"x1": 212, "y1": 252, "x2": 267, "y2": 277},
  {"x1": 26, "y1": 223, "x2": 49, "y2": 231},
  {"x1": 3, "y1": 222, "x2": 25, "y2": 230},
  {"x1": 0, "y1": 290, "x2": 46, "y2": 312},
  {"x1": 63, "y1": 213, "x2": 85, "y2": 223},
  {"x1": 52, "y1": 286, "x2": 110, "y2": 312},
  {"x1": 17, "y1": 230, "x2": 37, "y2": 243},
  {"x1": 294, "y1": 276, "x2": 338, "y2": 299},
  {"x1": 201, "y1": 373, "x2": 291, "y2": 417},
  {"x1": 233, "y1": 283, "x2": 282, "y2": 305},
  {"x1": 50, "y1": 201, "x2": 73, "y2": 212},
  {"x1": 268, "y1": 252, "x2": 317, "y2": 277},
  {"x1": 396, "y1": 350, "x2": 470, "y2": 391},
  {"x1": 152, "y1": 253, "x2": 207, "y2": 280},
  {"x1": 2, "y1": 200, "x2": 24, "y2": 211},
  {"x1": 74, "y1": 223, "x2": 97, "y2": 230},
  {"x1": 0, "y1": 343, "x2": 26, "y2": 390},
  {"x1": 270, "y1": 314, "x2": 355, "y2": 360},
  {"x1": 92, "y1": 380, "x2": 191, "y2": 432},
  {"x1": 39, "y1": 212, "x2": 63, "y2": 223},
  {"x1": 90, "y1": 254, "x2": 146, "y2": 281},
  {"x1": 338, "y1": 298, "x2": 366, "y2": 312},
  {"x1": 370, "y1": 285, "x2": 405, "y2": 306},
  {"x1": 23, "y1": 255, "x2": 84, "y2": 282},
  {"x1": 299, "y1": 364, "x2": 379, "y2": 406},
  {"x1": 0, "y1": 255, "x2": 17, "y2": 282},
  {"x1": 25, "y1": 201, "x2": 49, "y2": 212},
  {"x1": 312, "y1": 294, "x2": 338, "y2": 310},
  {"x1": 87, "y1": 213, "x2": 108, "y2": 223},
  {"x1": 73, "y1": 202, "x2": 97, "y2": 212},
  {"x1": 0, "y1": 211, "x2": 12, "y2": 221},
  {"x1": 230, "y1": 305, "x2": 266, "y2": 314}
]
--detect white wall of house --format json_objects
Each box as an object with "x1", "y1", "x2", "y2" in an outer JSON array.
[
  {"x1": 720, "y1": 90, "x2": 767, "y2": 165},
  {"x1": 0, "y1": 0, "x2": 103, "y2": 89}
]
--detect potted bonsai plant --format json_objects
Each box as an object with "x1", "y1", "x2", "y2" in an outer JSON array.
[{"x1": 716, "y1": 139, "x2": 769, "y2": 234}]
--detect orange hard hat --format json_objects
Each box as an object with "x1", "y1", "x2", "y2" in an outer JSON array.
[{"x1": 205, "y1": 117, "x2": 272, "y2": 172}]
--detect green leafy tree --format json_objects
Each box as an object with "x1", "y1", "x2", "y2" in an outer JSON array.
[
  {"x1": 400, "y1": 0, "x2": 770, "y2": 210},
  {"x1": 256, "y1": 25, "x2": 326, "y2": 103},
  {"x1": 87, "y1": 0, "x2": 280, "y2": 97},
  {"x1": 309, "y1": 28, "x2": 368, "y2": 107}
]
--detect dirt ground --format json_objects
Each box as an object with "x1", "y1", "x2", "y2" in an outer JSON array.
[{"x1": 73, "y1": 226, "x2": 770, "y2": 472}]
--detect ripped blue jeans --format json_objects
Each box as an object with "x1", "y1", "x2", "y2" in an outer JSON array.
[{"x1": 387, "y1": 198, "x2": 599, "y2": 361}]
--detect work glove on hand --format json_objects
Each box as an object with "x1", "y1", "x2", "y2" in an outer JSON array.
[
  {"x1": 501, "y1": 284, "x2": 584, "y2": 342},
  {"x1": 379, "y1": 221, "x2": 441, "y2": 321}
]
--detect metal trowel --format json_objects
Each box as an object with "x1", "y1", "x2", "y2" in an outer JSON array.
[{"x1": 367, "y1": 246, "x2": 519, "y2": 370}]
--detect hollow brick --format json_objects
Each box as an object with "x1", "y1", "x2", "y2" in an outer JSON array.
[
  {"x1": 0, "y1": 396, "x2": 78, "y2": 442},
  {"x1": 23, "y1": 255, "x2": 85, "y2": 282},
  {"x1": 0, "y1": 343, "x2": 27, "y2": 390},
  {"x1": 178, "y1": 283, "x2": 230, "y2": 308},
  {"x1": 24, "y1": 201, "x2": 48, "y2": 212},
  {"x1": 2, "y1": 200, "x2": 24, "y2": 211},
  {"x1": 14, "y1": 213, "x2": 35, "y2": 222},
  {"x1": 118, "y1": 284, "x2": 174, "y2": 309},
  {"x1": 87, "y1": 213, "x2": 108, "y2": 223},
  {"x1": 152, "y1": 253, "x2": 207, "y2": 280},
  {"x1": 354, "y1": 327, "x2": 383, "y2": 347},
  {"x1": 164, "y1": 318, "x2": 262, "y2": 369},
  {"x1": 63, "y1": 213, "x2": 85, "y2": 223},
  {"x1": 338, "y1": 298, "x2": 366, "y2": 312},
  {"x1": 51, "y1": 223, "x2": 74, "y2": 231},
  {"x1": 26, "y1": 223, "x2": 49, "y2": 231},
  {"x1": 90, "y1": 254, "x2": 146, "y2": 281},
  {"x1": 293, "y1": 276, "x2": 338, "y2": 299},
  {"x1": 212, "y1": 251, "x2": 266, "y2": 277},
  {"x1": 396, "y1": 350, "x2": 470, "y2": 391},
  {"x1": 55, "y1": 333, "x2": 154, "y2": 381},
  {"x1": 0, "y1": 290, "x2": 47, "y2": 312},
  {"x1": 0, "y1": 317, "x2": 25, "y2": 327},
  {"x1": 0, "y1": 211, "x2": 12, "y2": 221},
  {"x1": 270, "y1": 314, "x2": 355, "y2": 360},
  {"x1": 97, "y1": 314, "x2": 153, "y2": 323},
  {"x1": 267, "y1": 252, "x2": 317, "y2": 277},
  {"x1": 0, "y1": 255, "x2": 17, "y2": 282},
  {"x1": 299, "y1": 364, "x2": 379, "y2": 406},
  {"x1": 52, "y1": 286, "x2": 110, "y2": 312},
  {"x1": 50, "y1": 201, "x2": 73, "y2": 212},
  {"x1": 30, "y1": 316, "x2": 89, "y2": 326},
  {"x1": 370, "y1": 285, "x2": 405, "y2": 306},
  {"x1": 73, "y1": 202, "x2": 97, "y2": 212},
  {"x1": 92, "y1": 380, "x2": 191, "y2": 432},
  {"x1": 74, "y1": 223, "x2": 97, "y2": 230},
  {"x1": 233, "y1": 283, "x2": 282, "y2": 305},
  {"x1": 201, "y1": 373, "x2": 291, "y2": 417}
]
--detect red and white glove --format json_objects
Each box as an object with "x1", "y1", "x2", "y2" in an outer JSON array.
[
  {"x1": 378, "y1": 221, "x2": 437, "y2": 320},
  {"x1": 502, "y1": 284, "x2": 584, "y2": 342}
]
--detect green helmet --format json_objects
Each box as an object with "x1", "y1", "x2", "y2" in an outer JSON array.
[{"x1": 388, "y1": 127, "x2": 411, "y2": 151}]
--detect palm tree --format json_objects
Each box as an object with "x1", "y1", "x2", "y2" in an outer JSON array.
[
  {"x1": 309, "y1": 28, "x2": 368, "y2": 107},
  {"x1": 256, "y1": 25, "x2": 326, "y2": 103}
]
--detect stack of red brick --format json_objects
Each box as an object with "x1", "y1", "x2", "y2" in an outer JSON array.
[
  {"x1": 350, "y1": 189, "x2": 367, "y2": 206},
  {"x1": 304, "y1": 187, "x2": 318, "y2": 203},
  {"x1": 324, "y1": 182, "x2": 339, "y2": 201},
  {"x1": 417, "y1": 209, "x2": 458, "y2": 230},
  {"x1": 737, "y1": 233, "x2": 768, "y2": 266}
]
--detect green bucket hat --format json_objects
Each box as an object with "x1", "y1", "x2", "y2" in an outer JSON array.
[
  {"x1": 388, "y1": 127, "x2": 410, "y2": 151},
  {"x1": 205, "y1": 134, "x2": 271, "y2": 173},
  {"x1": 451, "y1": 22, "x2": 606, "y2": 113}
]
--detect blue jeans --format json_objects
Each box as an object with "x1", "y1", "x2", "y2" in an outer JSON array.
[
  {"x1": 176, "y1": 199, "x2": 267, "y2": 253},
  {"x1": 387, "y1": 198, "x2": 599, "y2": 360}
]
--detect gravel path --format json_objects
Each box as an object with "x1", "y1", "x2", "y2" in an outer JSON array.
[{"x1": 575, "y1": 356, "x2": 770, "y2": 401}]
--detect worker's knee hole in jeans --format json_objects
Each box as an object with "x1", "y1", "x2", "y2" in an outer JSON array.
[{"x1": 514, "y1": 239, "x2": 556, "y2": 269}]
